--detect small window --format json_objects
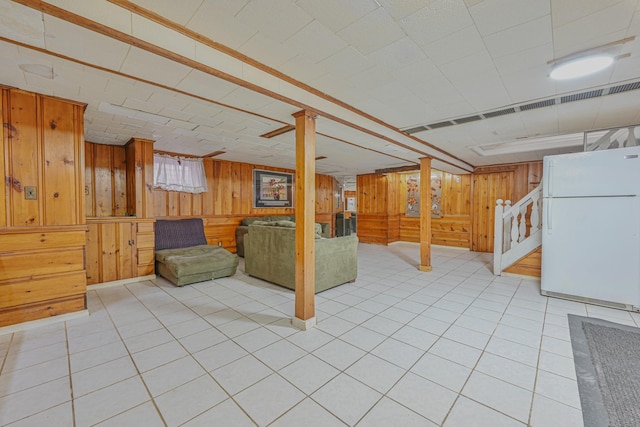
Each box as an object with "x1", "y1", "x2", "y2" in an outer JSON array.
[{"x1": 153, "y1": 153, "x2": 208, "y2": 194}]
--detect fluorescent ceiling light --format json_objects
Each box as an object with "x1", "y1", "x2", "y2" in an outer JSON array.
[
  {"x1": 550, "y1": 55, "x2": 613, "y2": 80},
  {"x1": 470, "y1": 131, "x2": 609, "y2": 156}
]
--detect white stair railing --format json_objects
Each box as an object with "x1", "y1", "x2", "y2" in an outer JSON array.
[{"x1": 493, "y1": 184, "x2": 542, "y2": 275}]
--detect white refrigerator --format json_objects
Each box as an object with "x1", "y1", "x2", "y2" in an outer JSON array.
[{"x1": 541, "y1": 146, "x2": 640, "y2": 310}]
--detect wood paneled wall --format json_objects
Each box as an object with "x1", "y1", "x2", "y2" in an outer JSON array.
[
  {"x1": 158, "y1": 160, "x2": 337, "y2": 251},
  {"x1": 0, "y1": 86, "x2": 87, "y2": 326},
  {"x1": 472, "y1": 162, "x2": 542, "y2": 252},
  {"x1": 85, "y1": 143, "x2": 127, "y2": 217},
  {"x1": 357, "y1": 171, "x2": 472, "y2": 248}
]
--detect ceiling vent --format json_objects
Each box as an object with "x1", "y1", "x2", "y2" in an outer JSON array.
[
  {"x1": 483, "y1": 107, "x2": 516, "y2": 118},
  {"x1": 608, "y1": 81, "x2": 640, "y2": 94},
  {"x1": 403, "y1": 79, "x2": 640, "y2": 134},
  {"x1": 560, "y1": 89, "x2": 603, "y2": 104},
  {"x1": 520, "y1": 99, "x2": 556, "y2": 111},
  {"x1": 453, "y1": 115, "x2": 482, "y2": 124},
  {"x1": 427, "y1": 121, "x2": 455, "y2": 129}
]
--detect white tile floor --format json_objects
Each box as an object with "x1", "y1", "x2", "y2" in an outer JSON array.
[{"x1": 1, "y1": 242, "x2": 639, "y2": 426}]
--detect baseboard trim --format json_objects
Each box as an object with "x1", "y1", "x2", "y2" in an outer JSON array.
[
  {"x1": 0, "y1": 310, "x2": 89, "y2": 336},
  {"x1": 87, "y1": 275, "x2": 157, "y2": 290}
]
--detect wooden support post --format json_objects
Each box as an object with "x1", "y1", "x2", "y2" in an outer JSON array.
[
  {"x1": 125, "y1": 138, "x2": 155, "y2": 219},
  {"x1": 292, "y1": 110, "x2": 316, "y2": 330},
  {"x1": 419, "y1": 157, "x2": 432, "y2": 272}
]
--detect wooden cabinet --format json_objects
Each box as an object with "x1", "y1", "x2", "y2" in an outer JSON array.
[
  {"x1": 86, "y1": 218, "x2": 155, "y2": 285},
  {"x1": 0, "y1": 86, "x2": 87, "y2": 327}
]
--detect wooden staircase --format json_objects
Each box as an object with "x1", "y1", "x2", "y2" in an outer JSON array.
[{"x1": 493, "y1": 184, "x2": 542, "y2": 277}]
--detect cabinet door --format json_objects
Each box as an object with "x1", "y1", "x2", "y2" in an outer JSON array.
[
  {"x1": 86, "y1": 223, "x2": 101, "y2": 285},
  {"x1": 116, "y1": 222, "x2": 134, "y2": 280},
  {"x1": 100, "y1": 223, "x2": 118, "y2": 283}
]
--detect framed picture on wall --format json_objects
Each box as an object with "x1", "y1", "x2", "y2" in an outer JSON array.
[{"x1": 253, "y1": 169, "x2": 294, "y2": 208}]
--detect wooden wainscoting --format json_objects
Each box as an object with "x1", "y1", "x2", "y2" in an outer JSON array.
[
  {"x1": 0, "y1": 226, "x2": 87, "y2": 327},
  {"x1": 399, "y1": 216, "x2": 471, "y2": 248}
]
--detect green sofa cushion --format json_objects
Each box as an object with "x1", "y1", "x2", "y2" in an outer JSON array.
[{"x1": 156, "y1": 245, "x2": 238, "y2": 277}]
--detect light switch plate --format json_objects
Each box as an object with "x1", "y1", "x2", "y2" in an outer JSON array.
[{"x1": 25, "y1": 186, "x2": 37, "y2": 200}]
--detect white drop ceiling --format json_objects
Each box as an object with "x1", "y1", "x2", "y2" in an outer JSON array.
[{"x1": 0, "y1": 0, "x2": 639, "y2": 177}]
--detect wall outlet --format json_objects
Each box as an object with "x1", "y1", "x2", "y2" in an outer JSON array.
[
  {"x1": 218, "y1": 241, "x2": 222, "y2": 246},
  {"x1": 25, "y1": 186, "x2": 37, "y2": 200}
]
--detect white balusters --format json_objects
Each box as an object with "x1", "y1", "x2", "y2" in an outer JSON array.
[
  {"x1": 493, "y1": 185, "x2": 543, "y2": 275},
  {"x1": 510, "y1": 201, "x2": 519, "y2": 247},
  {"x1": 493, "y1": 199, "x2": 504, "y2": 275},
  {"x1": 518, "y1": 204, "x2": 527, "y2": 242},
  {"x1": 530, "y1": 191, "x2": 540, "y2": 231}
]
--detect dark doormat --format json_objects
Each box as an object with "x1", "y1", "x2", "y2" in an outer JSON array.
[{"x1": 568, "y1": 314, "x2": 640, "y2": 427}]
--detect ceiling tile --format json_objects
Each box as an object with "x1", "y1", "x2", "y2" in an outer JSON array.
[
  {"x1": 238, "y1": 33, "x2": 298, "y2": 67},
  {"x1": 176, "y1": 70, "x2": 237, "y2": 101},
  {"x1": 551, "y1": 0, "x2": 623, "y2": 28},
  {"x1": 400, "y1": 0, "x2": 473, "y2": 46},
  {"x1": 119, "y1": 47, "x2": 193, "y2": 87},
  {"x1": 469, "y1": 0, "x2": 550, "y2": 36},
  {"x1": 367, "y1": 37, "x2": 427, "y2": 70},
  {"x1": 235, "y1": 0, "x2": 312, "y2": 43},
  {"x1": 501, "y1": 66, "x2": 557, "y2": 102},
  {"x1": 187, "y1": 0, "x2": 255, "y2": 49},
  {"x1": 282, "y1": 20, "x2": 347, "y2": 63},
  {"x1": 422, "y1": 25, "x2": 485, "y2": 66},
  {"x1": 454, "y1": 69, "x2": 513, "y2": 111},
  {"x1": 43, "y1": 16, "x2": 131, "y2": 71},
  {"x1": 129, "y1": 0, "x2": 204, "y2": 26},
  {"x1": 295, "y1": 0, "x2": 379, "y2": 32},
  {"x1": 376, "y1": 0, "x2": 432, "y2": 20},
  {"x1": 484, "y1": 16, "x2": 552, "y2": 59},
  {"x1": 313, "y1": 46, "x2": 374, "y2": 79},
  {"x1": 494, "y1": 43, "x2": 553, "y2": 76},
  {"x1": 438, "y1": 50, "x2": 496, "y2": 85},
  {"x1": 337, "y1": 7, "x2": 405, "y2": 55},
  {"x1": 0, "y1": 1, "x2": 46, "y2": 48},
  {"x1": 552, "y1": 2, "x2": 635, "y2": 56},
  {"x1": 131, "y1": 14, "x2": 195, "y2": 60}
]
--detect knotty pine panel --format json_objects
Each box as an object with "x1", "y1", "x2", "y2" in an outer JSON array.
[
  {"x1": 0, "y1": 88, "x2": 6, "y2": 227},
  {"x1": 7, "y1": 89, "x2": 40, "y2": 226},
  {"x1": 0, "y1": 248, "x2": 84, "y2": 281},
  {"x1": 42, "y1": 97, "x2": 79, "y2": 225},
  {"x1": 0, "y1": 271, "x2": 86, "y2": 308},
  {"x1": 357, "y1": 174, "x2": 388, "y2": 214},
  {"x1": 93, "y1": 143, "x2": 114, "y2": 216},
  {"x1": 471, "y1": 171, "x2": 513, "y2": 253},
  {"x1": 357, "y1": 214, "x2": 390, "y2": 245},
  {"x1": 112, "y1": 147, "x2": 127, "y2": 216}
]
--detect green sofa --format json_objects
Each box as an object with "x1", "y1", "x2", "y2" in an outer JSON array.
[
  {"x1": 235, "y1": 215, "x2": 330, "y2": 257},
  {"x1": 244, "y1": 223, "x2": 358, "y2": 293}
]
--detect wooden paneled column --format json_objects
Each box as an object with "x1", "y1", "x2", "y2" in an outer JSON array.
[
  {"x1": 125, "y1": 138, "x2": 155, "y2": 218},
  {"x1": 419, "y1": 157, "x2": 433, "y2": 271},
  {"x1": 292, "y1": 110, "x2": 317, "y2": 330}
]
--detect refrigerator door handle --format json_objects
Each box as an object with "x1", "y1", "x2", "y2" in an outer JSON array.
[
  {"x1": 547, "y1": 162, "x2": 554, "y2": 197},
  {"x1": 546, "y1": 198, "x2": 552, "y2": 233}
]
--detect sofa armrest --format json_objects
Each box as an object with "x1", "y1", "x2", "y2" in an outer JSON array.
[
  {"x1": 235, "y1": 226, "x2": 249, "y2": 257},
  {"x1": 319, "y1": 222, "x2": 331, "y2": 238}
]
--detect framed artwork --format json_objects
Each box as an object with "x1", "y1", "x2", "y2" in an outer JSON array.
[
  {"x1": 346, "y1": 197, "x2": 356, "y2": 211},
  {"x1": 405, "y1": 172, "x2": 443, "y2": 218},
  {"x1": 406, "y1": 174, "x2": 420, "y2": 217},
  {"x1": 253, "y1": 169, "x2": 294, "y2": 208},
  {"x1": 431, "y1": 171, "x2": 442, "y2": 218}
]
